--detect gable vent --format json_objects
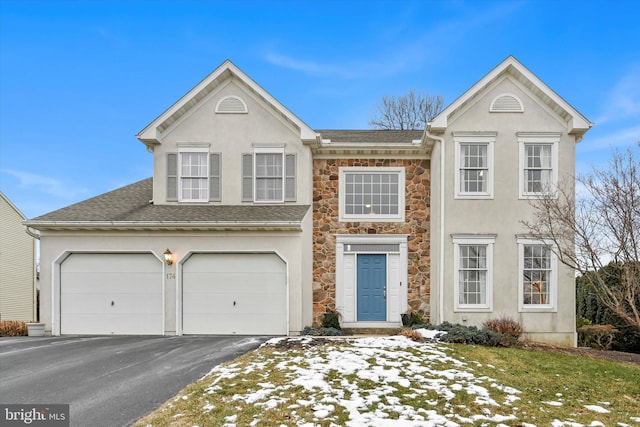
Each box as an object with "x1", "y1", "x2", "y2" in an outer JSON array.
[
  {"x1": 215, "y1": 96, "x2": 248, "y2": 113},
  {"x1": 490, "y1": 93, "x2": 524, "y2": 112}
]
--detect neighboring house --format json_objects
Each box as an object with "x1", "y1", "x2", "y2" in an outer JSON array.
[
  {"x1": 0, "y1": 192, "x2": 37, "y2": 321},
  {"x1": 26, "y1": 56, "x2": 592, "y2": 345}
]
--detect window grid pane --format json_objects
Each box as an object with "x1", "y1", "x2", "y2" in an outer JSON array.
[
  {"x1": 460, "y1": 144, "x2": 488, "y2": 193},
  {"x1": 180, "y1": 152, "x2": 208, "y2": 200},
  {"x1": 524, "y1": 144, "x2": 552, "y2": 193},
  {"x1": 344, "y1": 172, "x2": 400, "y2": 216},
  {"x1": 523, "y1": 244, "x2": 551, "y2": 305},
  {"x1": 255, "y1": 153, "x2": 283, "y2": 201},
  {"x1": 459, "y1": 244, "x2": 487, "y2": 305}
]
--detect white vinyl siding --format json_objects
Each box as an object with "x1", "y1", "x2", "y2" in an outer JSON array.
[
  {"x1": 518, "y1": 133, "x2": 559, "y2": 198},
  {"x1": 0, "y1": 194, "x2": 35, "y2": 321},
  {"x1": 453, "y1": 235, "x2": 494, "y2": 311},
  {"x1": 339, "y1": 167, "x2": 405, "y2": 222},
  {"x1": 454, "y1": 133, "x2": 495, "y2": 199}
]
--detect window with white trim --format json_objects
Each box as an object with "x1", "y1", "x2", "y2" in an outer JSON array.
[
  {"x1": 339, "y1": 167, "x2": 405, "y2": 222},
  {"x1": 255, "y1": 151, "x2": 283, "y2": 202},
  {"x1": 454, "y1": 133, "x2": 495, "y2": 198},
  {"x1": 241, "y1": 147, "x2": 296, "y2": 203},
  {"x1": 453, "y1": 235, "x2": 495, "y2": 311},
  {"x1": 518, "y1": 237, "x2": 557, "y2": 311},
  {"x1": 166, "y1": 145, "x2": 221, "y2": 203},
  {"x1": 518, "y1": 133, "x2": 559, "y2": 198},
  {"x1": 180, "y1": 151, "x2": 208, "y2": 201}
]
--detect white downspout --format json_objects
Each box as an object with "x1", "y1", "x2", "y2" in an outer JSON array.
[{"x1": 426, "y1": 129, "x2": 445, "y2": 324}]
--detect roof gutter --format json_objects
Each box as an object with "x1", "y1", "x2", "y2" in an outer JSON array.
[
  {"x1": 425, "y1": 127, "x2": 445, "y2": 325},
  {"x1": 24, "y1": 225, "x2": 40, "y2": 240},
  {"x1": 24, "y1": 220, "x2": 304, "y2": 232}
]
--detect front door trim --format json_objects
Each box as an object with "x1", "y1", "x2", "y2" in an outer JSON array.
[{"x1": 335, "y1": 234, "x2": 408, "y2": 327}]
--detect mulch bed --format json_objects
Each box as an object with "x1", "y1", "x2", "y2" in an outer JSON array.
[{"x1": 524, "y1": 342, "x2": 640, "y2": 365}]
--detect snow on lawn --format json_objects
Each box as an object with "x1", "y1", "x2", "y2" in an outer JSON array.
[{"x1": 199, "y1": 335, "x2": 622, "y2": 426}]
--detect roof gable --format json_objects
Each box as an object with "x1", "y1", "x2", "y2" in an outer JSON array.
[
  {"x1": 0, "y1": 191, "x2": 27, "y2": 221},
  {"x1": 429, "y1": 56, "x2": 593, "y2": 139},
  {"x1": 136, "y1": 60, "x2": 317, "y2": 147}
]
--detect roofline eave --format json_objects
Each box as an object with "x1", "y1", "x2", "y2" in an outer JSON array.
[{"x1": 23, "y1": 220, "x2": 304, "y2": 232}]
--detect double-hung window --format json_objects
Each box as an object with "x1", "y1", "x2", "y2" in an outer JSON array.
[
  {"x1": 518, "y1": 133, "x2": 559, "y2": 198},
  {"x1": 242, "y1": 147, "x2": 296, "y2": 203},
  {"x1": 453, "y1": 235, "x2": 495, "y2": 311},
  {"x1": 180, "y1": 151, "x2": 208, "y2": 201},
  {"x1": 518, "y1": 237, "x2": 557, "y2": 311},
  {"x1": 339, "y1": 167, "x2": 405, "y2": 222},
  {"x1": 255, "y1": 151, "x2": 284, "y2": 202},
  {"x1": 166, "y1": 145, "x2": 221, "y2": 203},
  {"x1": 454, "y1": 133, "x2": 495, "y2": 199}
]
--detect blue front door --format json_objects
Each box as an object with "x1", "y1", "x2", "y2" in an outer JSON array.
[{"x1": 357, "y1": 254, "x2": 387, "y2": 321}]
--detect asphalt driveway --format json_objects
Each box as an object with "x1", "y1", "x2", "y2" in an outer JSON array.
[{"x1": 0, "y1": 335, "x2": 269, "y2": 426}]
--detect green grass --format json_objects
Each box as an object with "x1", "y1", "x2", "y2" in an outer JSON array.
[
  {"x1": 134, "y1": 338, "x2": 640, "y2": 426},
  {"x1": 449, "y1": 344, "x2": 640, "y2": 425}
]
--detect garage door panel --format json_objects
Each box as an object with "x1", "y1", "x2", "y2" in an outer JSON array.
[
  {"x1": 184, "y1": 294, "x2": 285, "y2": 314},
  {"x1": 61, "y1": 253, "x2": 163, "y2": 335},
  {"x1": 61, "y1": 274, "x2": 160, "y2": 294},
  {"x1": 182, "y1": 253, "x2": 287, "y2": 335},
  {"x1": 182, "y1": 273, "x2": 285, "y2": 293}
]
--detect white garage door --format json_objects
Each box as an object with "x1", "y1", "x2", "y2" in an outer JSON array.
[
  {"x1": 182, "y1": 253, "x2": 287, "y2": 335},
  {"x1": 60, "y1": 253, "x2": 163, "y2": 335}
]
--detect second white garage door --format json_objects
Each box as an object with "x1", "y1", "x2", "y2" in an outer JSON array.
[{"x1": 182, "y1": 253, "x2": 287, "y2": 335}]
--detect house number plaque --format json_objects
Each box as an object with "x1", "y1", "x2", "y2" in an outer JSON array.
[{"x1": 166, "y1": 272, "x2": 176, "y2": 280}]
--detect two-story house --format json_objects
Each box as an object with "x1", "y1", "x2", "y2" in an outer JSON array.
[{"x1": 26, "y1": 56, "x2": 591, "y2": 345}]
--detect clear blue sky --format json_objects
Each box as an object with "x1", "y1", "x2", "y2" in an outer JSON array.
[{"x1": 1, "y1": 0, "x2": 639, "y2": 218}]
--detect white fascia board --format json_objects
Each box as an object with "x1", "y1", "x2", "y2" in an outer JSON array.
[
  {"x1": 24, "y1": 220, "x2": 303, "y2": 231},
  {"x1": 429, "y1": 56, "x2": 593, "y2": 135},
  {"x1": 136, "y1": 60, "x2": 316, "y2": 144}
]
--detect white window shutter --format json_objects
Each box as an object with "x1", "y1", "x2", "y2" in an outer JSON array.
[
  {"x1": 285, "y1": 153, "x2": 296, "y2": 201},
  {"x1": 167, "y1": 153, "x2": 178, "y2": 201},
  {"x1": 242, "y1": 153, "x2": 253, "y2": 202},
  {"x1": 209, "y1": 153, "x2": 221, "y2": 202}
]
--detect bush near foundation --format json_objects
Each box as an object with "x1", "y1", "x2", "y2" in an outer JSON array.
[
  {"x1": 413, "y1": 321, "x2": 523, "y2": 348},
  {"x1": 0, "y1": 320, "x2": 28, "y2": 336},
  {"x1": 482, "y1": 316, "x2": 525, "y2": 341}
]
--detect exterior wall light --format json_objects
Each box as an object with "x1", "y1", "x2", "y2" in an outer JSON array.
[{"x1": 164, "y1": 249, "x2": 174, "y2": 265}]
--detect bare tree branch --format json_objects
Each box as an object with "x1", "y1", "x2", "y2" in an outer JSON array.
[
  {"x1": 522, "y1": 144, "x2": 640, "y2": 330},
  {"x1": 369, "y1": 89, "x2": 444, "y2": 130}
]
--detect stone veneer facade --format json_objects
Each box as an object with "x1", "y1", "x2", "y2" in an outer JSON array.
[{"x1": 312, "y1": 158, "x2": 431, "y2": 326}]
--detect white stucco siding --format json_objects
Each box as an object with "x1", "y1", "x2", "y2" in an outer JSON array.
[
  {"x1": 0, "y1": 195, "x2": 35, "y2": 321},
  {"x1": 151, "y1": 80, "x2": 313, "y2": 205},
  {"x1": 433, "y1": 76, "x2": 578, "y2": 346},
  {"x1": 37, "y1": 229, "x2": 310, "y2": 336}
]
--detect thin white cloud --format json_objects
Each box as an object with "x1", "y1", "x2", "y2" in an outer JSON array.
[
  {"x1": 263, "y1": 2, "x2": 523, "y2": 80},
  {"x1": 580, "y1": 124, "x2": 640, "y2": 152},
  {"x1": 1, "y1": 169, "x2": 90, "y2": 200},
  {"x1": 595, "y1": 64, "x2": 640, "y2": 124}
]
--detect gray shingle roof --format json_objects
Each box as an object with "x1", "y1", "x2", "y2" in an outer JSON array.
[
  {"x1": 316, "y1": 130, "x2": 424, "y2": 143},
  {"x1": 27, "y1": 178, "x2": 310, "y2": 229}
]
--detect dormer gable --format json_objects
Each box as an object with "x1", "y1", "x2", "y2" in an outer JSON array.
[
  {"x1": 136, "y1": 60, "x2": 317, "y2": 149},
  {"x1": 428, "y1": 56, "x2": 593, "y2": 140}
]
